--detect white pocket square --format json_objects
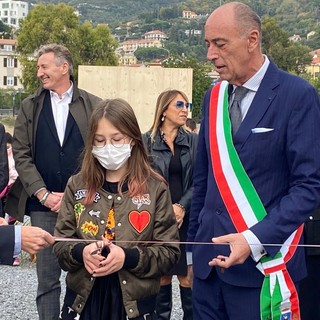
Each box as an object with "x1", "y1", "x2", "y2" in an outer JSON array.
[{"x1": 251, "y1": 128, "x2": 274, "y2": 133}]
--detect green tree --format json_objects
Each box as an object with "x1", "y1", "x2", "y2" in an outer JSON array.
[
  {"x1": 0, "y1": 21, "x2": 12, "y2": 38},
  {"x1": 135, "y1": 47, "x2": 169, "y2": 62},
  {"x1": 262, "y1": 17, "x2": 311, "y2": 74},
  {"x1": 162, "y1": 56, "x2": 212, "y2": 120},
  {"x1": 16, "y1": 3, "x2": 118, "y2": 93}
]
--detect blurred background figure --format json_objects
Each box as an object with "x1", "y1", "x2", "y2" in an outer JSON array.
[
  {"x1": 0, "y1": 123, "x2": 8, "y2": 218},
  {"x1": 143, "y1": 89, "x2": 198, "y2": 320},
  {"x1": 185, "y1": 118, "x2": 198, "y2": 134},
  {"x1": 0, "y1": 132, "x2": 19, "y2": 265}
]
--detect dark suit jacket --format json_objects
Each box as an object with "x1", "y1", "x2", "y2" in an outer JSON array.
[
  {"x1": 0, "y1": 225, "x2": 15, "y2": 265},
  {"x1": 187, "y1": 61, "x2": 320, "y2": 287}
]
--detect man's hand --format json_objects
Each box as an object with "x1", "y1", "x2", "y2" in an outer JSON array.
[
  {"x1": 208, "y1": 233, "x2": 251, "y2": 269},
  {"x1": 0, "y1": 217, "x2": 8, "y2": 225},
  {"x1": 21, "y1": 226, "x2": 55, "y2": 254},
  {"x1": 44, "y1": 192, "x2": 64, "y2": 213}
]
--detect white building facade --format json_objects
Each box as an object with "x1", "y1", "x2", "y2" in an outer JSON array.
[
  {"x1": 0, "y1": 38, "x2": 23, "y2": 89},
  {"x1": 0, "y1": 0, "x2": 28, "y2": 29}
]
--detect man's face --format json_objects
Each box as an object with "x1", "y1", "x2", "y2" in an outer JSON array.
[
  {"x1": 205, "y1": 10, "x2": 253, "y2": 85},
  {"x1": 37, "y1": 52, "x2": 67, "y2": 91}
]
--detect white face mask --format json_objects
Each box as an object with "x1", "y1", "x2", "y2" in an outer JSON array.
[{"x1": 92, "y1": 143, "x2": 132, "y2": 171}]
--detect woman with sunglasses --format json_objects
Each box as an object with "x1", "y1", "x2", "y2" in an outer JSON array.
[
  {"x1": 54, "y1": 99, "x2": 180, "y2": 320},
  {"x1": 143, "y1": 90, "x2": 198, "y2": 320}
]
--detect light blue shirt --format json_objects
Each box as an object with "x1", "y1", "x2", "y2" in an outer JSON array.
[{"x1": 14, "y1": 224, "x2": 21, "y2": 257}]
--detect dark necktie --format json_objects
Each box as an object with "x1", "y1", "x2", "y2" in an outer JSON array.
[{"x1": 229, "y1": 86, "x2": 249, "y2": 136}]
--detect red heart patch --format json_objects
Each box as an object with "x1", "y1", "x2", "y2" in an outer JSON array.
[{"x1": 129, "y1": 210, "x2": 151, "y2": 233}]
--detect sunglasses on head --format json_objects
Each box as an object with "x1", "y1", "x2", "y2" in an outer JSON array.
[{"x1": 175, "y1": 100, "x2": 192, "y2": 110}]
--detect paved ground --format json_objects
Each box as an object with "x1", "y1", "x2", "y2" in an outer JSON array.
[{"x1": 0, "y1": 260, "x2": 183, "y2": 319}]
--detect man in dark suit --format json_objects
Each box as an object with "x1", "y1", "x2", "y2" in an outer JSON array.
[
  {"x1": 0, "y1": 217, "x2": 54, "y2": 265},
  {"x1": 5, "y1": 44, "x2": 101, "y2": 320},
  {"x1": 187, "y1": 2, "x2": 320, "y2": 320},
  {"x1": 0, "y1": 123, "x2": 8, "y2": 217}
]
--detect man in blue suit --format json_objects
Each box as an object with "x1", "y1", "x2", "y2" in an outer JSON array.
[{"x1": 187, "y1": 2, "x2": 320, "y2": 320}]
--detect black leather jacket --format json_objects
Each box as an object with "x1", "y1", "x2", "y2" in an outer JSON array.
[{"x1": 142, "y1": 128, "x2": 198, "y2": 212}]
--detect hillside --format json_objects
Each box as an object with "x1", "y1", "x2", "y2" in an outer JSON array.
[{"x1": 27, "y1": 0, "x2": 320, "y2": 36}]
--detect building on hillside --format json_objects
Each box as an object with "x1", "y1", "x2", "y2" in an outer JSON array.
[
  {"x1": 118, "y1": 52, "x2": 138, "y2": 66},
  {"x1": 119, "y1": 39, "x2": 163, "y2": 54},
  {"x1": 0, "y1": 38, "x2": 23, "y2": 90},
  {"x1": 185, "y1": 29, "x2": 202, "y2": 36},
  {"x1": 307, "y1": 31, "x2": 316, "y2": 40},
  {"x1": 0, "y1": 0, "x2": 28, "y2": 29},
  {"x1": 306, "y1": 48, "x2": 320, "y2": 80},
  {"x1": 143, "y1": 30, "x2": 168, "y2": 41},
  {"x1": 182, "y1": 10, "x2": 197, "y2": 19},
  {"x1": 288, "y1": 34, "x2": 301, "y2": 42}
]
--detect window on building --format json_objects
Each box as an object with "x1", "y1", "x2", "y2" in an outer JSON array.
[
  {"x1": 4, "y1": 58, "x2": 17, "y2": 68},
  {"x1": 3, "y1": 10, "x2": 8, "y2": 16},
  {"x1": 2, "y1": 3, "x2": 9, "y2": 9},
  {"x1": 2, "y1": 45, "x2": 13, "y2": 51},
  {"x1": 4, "y1": 76, "x2": 17, "y2": 87}
]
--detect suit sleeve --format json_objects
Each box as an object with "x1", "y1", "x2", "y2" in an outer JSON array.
[
  {"x1": 186, "y1": 90, "x2": 210, "y2": 251},
  {"x1": 251, "y1": 83, "x2": 320, "y2": 257},
  {"x1": 0, "y1": 225, "x2": 15, "y2": 265},
  {"x1": 13, "y1": 101, "x2": 45, "y2": 197}
]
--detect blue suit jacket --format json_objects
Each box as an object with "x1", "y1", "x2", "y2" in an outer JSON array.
[
  {"x1": 0, "y1": 225, "x2": 15, "y2": 265},
  {"x1": 187, "y1": 61, "x2": 320, "y2": 287}
]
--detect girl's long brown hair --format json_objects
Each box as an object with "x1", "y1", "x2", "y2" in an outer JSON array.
[{"x1": 81, "y1": 99, "x2": 165, "y2": 205}]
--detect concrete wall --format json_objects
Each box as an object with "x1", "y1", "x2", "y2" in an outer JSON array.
[{"x1": 78, "y1": 66, "x2": 193, "y2": 133}]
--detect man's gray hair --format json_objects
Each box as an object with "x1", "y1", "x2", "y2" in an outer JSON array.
[{"x1": 36, "y1": 43, "x2": 73, "y2": 75}]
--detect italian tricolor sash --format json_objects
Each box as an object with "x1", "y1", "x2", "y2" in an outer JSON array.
[{"x1": 208, "y1": 81, "x2": 303, "y2": 320}]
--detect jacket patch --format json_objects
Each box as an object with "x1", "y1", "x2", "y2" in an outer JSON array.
[
  {"x1": 81, "y1": 221, "x2": 99, "y2": 236},
  {"x1": 74, "y1": 189, "x2": 87, "y2": 200},
  {"x1": 74, "y1": 203, "x2": 86, "y2": 225},
  {"x1": 132, "y1": 194, "x2": 151, "y2": 210},
  {"x1": 129, "y1": 210, "x2": 151, "y2": 233},
  {"x1": 88, "y1": 209, "x2": 100, "y2": 218}
]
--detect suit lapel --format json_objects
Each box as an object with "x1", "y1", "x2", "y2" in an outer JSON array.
[{"x1": 234, "y1": 62, "x2": 280, "y2": 152}]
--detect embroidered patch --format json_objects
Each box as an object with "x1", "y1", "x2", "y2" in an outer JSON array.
[
  {"x1": 129, "y1": 210, "x2": 151, "y2": 233},
  {"x1": 88, "y1": 209, "x2": 100, "y2": 218},
  {"x1": 74, "y1": 189, "x2": 87, "y2": 201},
  {"x1": 74, "y1": 203, "x2": 85, "y2": 225},
  {"x1": 81, "y1": 221, "x2": 99, "y2": 236},
  {"x1": 93, "y1": 192, "x2": 101, "y2": 203},
  {"x1": 132, "y1": 194, "x2": 151, "y2": 210}
]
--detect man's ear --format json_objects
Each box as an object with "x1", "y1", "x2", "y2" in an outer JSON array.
[{"x1": 247, "y1": 29, "x2": 260, "y2": 52}]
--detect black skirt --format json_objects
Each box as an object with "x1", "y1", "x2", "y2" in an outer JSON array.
[{"x1": 60, "y1": 273, "x2": 126, "y2": 320}]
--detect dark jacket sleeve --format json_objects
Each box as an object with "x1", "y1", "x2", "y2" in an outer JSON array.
[{"x1": 0, "y1": 225, "x2": 15, "y2": 265}]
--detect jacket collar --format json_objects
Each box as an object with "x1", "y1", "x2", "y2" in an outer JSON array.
[{"x1": 153, "y1": 127, "x2": 190, "y2": 150}]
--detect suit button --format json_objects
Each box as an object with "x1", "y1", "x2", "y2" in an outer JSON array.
[
  {"x1": 60, "y1": 151, "x2": 64, "y2": 156},
  {"x1": 216, "y1": 209, "x2": 222, "y2": 215}
]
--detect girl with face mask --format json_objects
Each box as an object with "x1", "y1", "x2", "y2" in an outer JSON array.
[{"x1": 53, "y1": 99, "x2": 180, "y2": 320}]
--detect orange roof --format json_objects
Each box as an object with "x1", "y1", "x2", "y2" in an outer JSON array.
[{"x1": 0, "y1": 38, "x2": 17, "y2": 45}]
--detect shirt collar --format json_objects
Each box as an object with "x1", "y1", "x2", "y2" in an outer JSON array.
[
  {"x1": 50, "y1": 81, "x2": 74, "y2": 100},
  {"x1": 243, "y1": 55, "x2": 270, "y2": 92}
]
